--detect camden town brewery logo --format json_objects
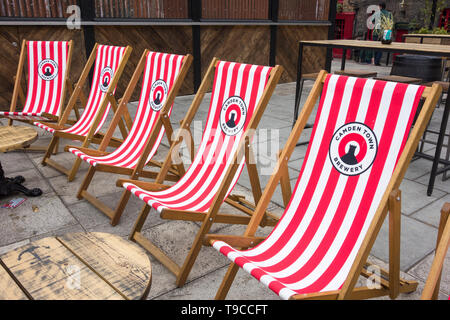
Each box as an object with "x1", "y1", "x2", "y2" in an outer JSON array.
[
  {"x1": 149, "y1": 79, "x2": 168, "y2": 111},
  {"x1": 220, "y1": 96, "x2": 247, "y2": 136},
  {"x1": 38, "y1": 59, "x2": 58, "y2": 81},
  {"x1": 99, "y1": 66, "x2": 113, "y2": 92},
  {"x1": 329, "y1": 122, "x2": 378, "y2": 176}
]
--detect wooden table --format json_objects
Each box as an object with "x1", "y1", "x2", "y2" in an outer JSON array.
[
  {"x1": 0, "y1": 125, "x2": 42, "y2": 197},
  {"x1": 0, "y1": 232, "x2": 152, "y2": 300},
  {"x1": 403, "y1": 34, "x2": 450, "y2": 45},
  {"x1": 0, "y1": 125, "x2": 38, "y2": 153},
  {"x1": 294, "y1": 39, "x2": 450, "y2": 196}
]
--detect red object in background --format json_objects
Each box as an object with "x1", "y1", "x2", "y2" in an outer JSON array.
[
  {"x1": 439, "y1": 8, "x2": 450, "y2": 30},
  {"x1": 333, "y1": 13, "x2": 355, "y2": 59},
  {"x1": 393, "y1": 28, "x2": 409, "y2": 61}
]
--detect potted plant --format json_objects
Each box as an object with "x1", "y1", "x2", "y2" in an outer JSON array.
[{"x1": 380, "y1": 14, "x2": 394, "y2": 44}]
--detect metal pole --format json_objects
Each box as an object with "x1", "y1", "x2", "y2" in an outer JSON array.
[
  {"x1": 190, "y1": 0, "x2": 202, "y2": 91},
  {"x1": 79, "y1": 0, "x2": 96, "y2": 86},
  {"x1": 269, "y1": 0, "x2": 279, "y2": 67},
  {"x1": 430, "y1": 0, "x2": 438, "y2": 30},
  {"x1": 326, "y1": 0, "x2": 338, "y2": 72}
]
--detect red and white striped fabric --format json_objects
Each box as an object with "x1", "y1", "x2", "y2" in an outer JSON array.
[
  {"x1": 34, "y1": 44, "x2": 127, "y2": 136},
  {"x1": 213, "y1": 74, "x2": 425, "y2": 300},
  {"x1": 122, "y1": 61, "x2": 272, "y2": 213},
  {"x1": 0, "y1": 41, "x2": 69, "y2": 121},
  {"x1": 68, "y1": 51, "x2": 185, "y2": 168}
]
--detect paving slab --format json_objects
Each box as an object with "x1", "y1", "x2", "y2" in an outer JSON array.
[
  {"x1": 0, "y1": 191, "x2": 78, "y2": 247},
  {"x1": 411, "y1": 194, "x2": 450, "y2": 228},
  {"x1": 71, "y1": 191, "x2": 161, "y2": 237},
  {"x1": 408, "y1": 250, "x2": 450, "y2": 297},
  {"x1": 371, "y1": 214, "x2": 438, "y2": 271},
  {"x1": 138, "y1": 220, "x2": 231, "y2": 284},
  {"x1": 399, "y1": 179, "x2": 446, "y2": 215}
]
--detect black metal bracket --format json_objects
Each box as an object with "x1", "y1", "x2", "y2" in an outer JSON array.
[{"x1": 0, "y1": 162, "x2": 42, "y2": 197}]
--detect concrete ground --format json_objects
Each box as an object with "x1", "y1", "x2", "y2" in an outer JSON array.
[{"x1": 0, "y1": 58, "x2": 448, "y2": 300}]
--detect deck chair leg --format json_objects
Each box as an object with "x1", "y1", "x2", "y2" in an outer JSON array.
[
  {"x1": 111, "y1": 189, "x2": 132, "y2": 226},
  {"x1": 176, "y1": 218, "x2": 214, "y2": 287},
  {"x1": 423, "y1": 203, "x2": 450, "y2": 300},
  {"x1": 52, "y1": 138, "x2": 59, "y2": 155},
  {"x1": 77, "y1": 166, "x2": 96, "y2": 199},
  {"x1": 67, "y1": 157, "x2": 83, "y2": 182},
  {"x1": 389, "y1": 189, "x2": 401, "y2": 299},
  {"x1": 215, "y1": 263, "x2": 240, "y2": 300},
  {"x1": 42, "y1": 136, "x2": 59, "y2": 166},
  {"x1": 130, "y1": 203, "x2": 151, "y2": 240}
]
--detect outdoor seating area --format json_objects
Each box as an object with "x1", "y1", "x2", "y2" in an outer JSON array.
[{"x1": 0, "y1": 0, "x2": 449, "y2": 304}]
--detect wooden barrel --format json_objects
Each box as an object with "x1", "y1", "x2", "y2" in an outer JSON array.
[{"x1": 391, "y1": 55, "x2": 442, "y2": 82}]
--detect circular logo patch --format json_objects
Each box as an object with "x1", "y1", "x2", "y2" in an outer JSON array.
[
  {"x1": 149, "y1": 79, "x2": 168, "y2": 111},
  {"x1": 329, "y1": 122, "x2": 378, "y2": 176},
  {"x1": 99, "y1": 66, "x2": 113, "y2": 93},
  {"x1": 220, "y1": 96, "x2": 247, "y2": 136},
  {"x1": 38, "y1": 59, "x2": 58, "y2": 81}
]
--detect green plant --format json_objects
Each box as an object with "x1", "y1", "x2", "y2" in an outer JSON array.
[
  {"x1": 417, "y1": 27, "x2": 431, "y2": 34},
  {"x1": 421, "y1": 0, "x2": 446, "y2": 29},
  {"x1": 380, "y1": 14, "x2": 394, "y2": 31},
  {"x1": 432, "y1": 27, "x2": 449, "y2": 34}
]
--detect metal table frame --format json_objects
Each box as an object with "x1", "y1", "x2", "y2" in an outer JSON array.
[
  {"x1": 0, "y1": 126, "x2": 42, "y2": 197},
  {"x1": 294, "y1": 40, "x2": 450, "y2": 196}
]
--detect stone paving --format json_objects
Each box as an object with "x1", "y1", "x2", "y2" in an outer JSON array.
[{"x1": 0, "y1": 59, "x2": 448, "y2": 300}]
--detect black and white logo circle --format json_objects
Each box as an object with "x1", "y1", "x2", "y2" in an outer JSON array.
[
  {"x1": 149, "y1": 79, "x2": 168, "y2": 111},
  {"x1": 99, "y1": 66, "x2": 113, "y2": 93},
  {"x1": 219, "y1": 96, "x2": 247, "y2": 136},
  {"x1": 38, "y1": 59, "x2": 58, "y2": 81},
  {"x1": 329, "y1": 122, "x2": 378, "y2": 176}
]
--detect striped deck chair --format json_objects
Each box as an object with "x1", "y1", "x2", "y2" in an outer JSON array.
[
  {"x1": 117, "y1": 58, "x2": 283, "y2": 286},
  {"x1": 64, "y1": 50, "x2": 192, "y2": 226},
  {"x1": 422, "y1": 202, "x2": 450, "y2": 300},
  {"x1": 207, "y1": 70, "x2": 443, "y2": 300},
  {"x1": 38, "y1": 43, "x2": 132, "y2": 181},
  {"x1": 0, "y1": 40, "x2": 73, "y2": 126}
]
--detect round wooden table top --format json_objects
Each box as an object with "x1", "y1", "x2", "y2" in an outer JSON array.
[
  {"x1": 0, "y1": 125, "x2": 38, "y2": 153},
  {"x1": 0, "y1": 232, "x2": 152, "y2": 300}
]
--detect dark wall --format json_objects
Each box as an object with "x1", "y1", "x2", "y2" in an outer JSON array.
[{"x1": 0, "y1": 23, "x2": 328, "y2": 111}]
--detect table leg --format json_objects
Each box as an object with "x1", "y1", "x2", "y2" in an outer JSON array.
[
  {"x1": 0, "y1": 161, "x2": 42, "y2": 197},
  {"x1": 294, "y1": 42, "x2": 304, "y2": 126},
  {"x1": 325, "y1": 47, "x2": 332, "y2": 73},
  {"x1": 294, "y1": 42, "x2": 315, "y2": 147},
  {"x1": 341, "y1": 49, "x2": 347, "y2": 71},
  {"x1": 427, "y1": 96, "x2": 450, "y2": 196}
]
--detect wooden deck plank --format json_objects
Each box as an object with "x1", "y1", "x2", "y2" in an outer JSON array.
[
  {"x1": 0, "y1": 261, "x2": 29, "y2": 300},
  {"x1": 57, "y1": 232, "x2": 152, "y2": 300},
  {"x1": 0, "y1": 237, "x2": 124, "y2": 300}
]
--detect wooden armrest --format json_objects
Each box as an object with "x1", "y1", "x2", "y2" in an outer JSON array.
[
  {"x1": 441, "y1": 202, "x2": 450, "y2": 217},
  {"x1": 63, "y1": 145, "x2": 111, "y2": 157},
  {"x1": 203, "y1": 234, "x2": 265, "y2": 248},
  {"x1": 116, "y1": 178, "x2": 171, "y2": 192}
]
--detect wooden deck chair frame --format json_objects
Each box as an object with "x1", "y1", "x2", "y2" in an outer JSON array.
[
  {"x1": 205, "y1": 70, "x2": 443, "y2": 300},
  {"x1": 2, "y1": 40, "x2": 80, "y2": 151},
  {"x1": 421, "y1": 202, "x2": 450, "y2": 300},
  {"x1": 117, "y1": 58, "x2": 283, "y2": 287},
  {"x1": 65, "y1": 50, "x2": 193, "y2": 226},
  {"x1": 40, "y1": 43, "x2": 132, "y2": 181}
]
